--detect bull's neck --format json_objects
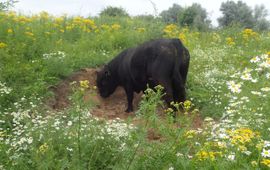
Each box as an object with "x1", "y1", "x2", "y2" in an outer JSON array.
[{"x1": 107, "y1": 57, "x2": 120, "y2": 81}]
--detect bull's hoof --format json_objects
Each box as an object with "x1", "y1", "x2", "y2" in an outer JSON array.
[{"x1": 125, "y1": 108, "x2": 133, "y2": 113}]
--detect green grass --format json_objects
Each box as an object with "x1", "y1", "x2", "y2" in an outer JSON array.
[{"x1": 0, "y1": 11, "x2": 270, "y2": 169}]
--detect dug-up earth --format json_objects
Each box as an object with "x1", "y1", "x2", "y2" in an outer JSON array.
[
  {"x1": 47, "y1": 68, "x2": 142, "y2": 119},
  {"x1": 47, "y1": 68, "x2": 203, "y2": 139}
]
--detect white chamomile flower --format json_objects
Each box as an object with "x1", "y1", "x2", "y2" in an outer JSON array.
[{"x1": 261, "y1": 149, "x2": 270, "y2": 158}]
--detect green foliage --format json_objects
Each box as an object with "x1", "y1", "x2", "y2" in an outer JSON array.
[
  {"x1": 99, "y1": 6, "x2": 129, "y2": 17},
  {"x1": 253, "y1": 5, "x2": 270, "y2": 31},
  {"x1": 160, "y1": 3, "x2": 211, "y2": 31},
  {"x1": 160, "y1": 3, "x2": 183, "y2": 23},
  {"x1": 218, "y1": 1, "x2": 270, "y2": 30},
  {"x1": 218, "y1": 1, "x2": 254, "y2": 28},
  {"x1": 0, "y1": 0, "x2": 17, "y2": 11},
  {"x1": 179, "y1": 3, "x2": 211, "y2": 31}
]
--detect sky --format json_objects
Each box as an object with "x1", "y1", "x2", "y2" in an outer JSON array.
[{"x1": 6, "y1": 0, "x2": 270, "y2": 26}]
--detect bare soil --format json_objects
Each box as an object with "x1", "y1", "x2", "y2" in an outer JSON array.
[
  {"x1": 47, "y1": 68, "x2": 203, "y2": 140},
  {"x1": 48, "y1": 68, "x2": 142, "y2": 119}
]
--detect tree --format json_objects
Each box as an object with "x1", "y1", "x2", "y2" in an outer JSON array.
[
  {"x1": 253, "y1": 5, "x2": 270, "y2": 31},
  {"x1": 218, "y1": 1, "x2": 254, "y2": 28},
  {"x1": 160, "y1": 3, "x2": 183, "y2": 23},
  {"x1": 178, "y1": 3, "x2": 211, "y2": 30},
  {"x1": 0, "y1": 0, "x2": 17, "y2": 11},
  {"x1": 254, "y1": 4, "x2": 268, "y2": 20},
  {"x1": 99, "y1": 6, "x2": 129, "y2": 17}
]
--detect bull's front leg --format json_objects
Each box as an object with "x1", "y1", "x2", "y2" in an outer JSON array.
[{"x1": 124, "y1": 85, "x2": 134, "y2": 112}]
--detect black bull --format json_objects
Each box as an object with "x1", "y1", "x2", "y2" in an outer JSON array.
[{"x1": 96, "y1": 38, "x2": 190, "y2": 112}]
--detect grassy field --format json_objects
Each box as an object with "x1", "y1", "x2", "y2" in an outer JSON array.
[{"x1": 0, "y1": 11, "x2": 270, "y2": 169}]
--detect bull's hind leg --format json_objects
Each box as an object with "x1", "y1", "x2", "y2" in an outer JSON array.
[
  {"x1": 172, "y1": 72, "x2": 186, "y2": 103},
  {"x1": 155, "y1": 78, "x2": 177, "y2": 118},
  {"x1": 150, "y1": 63, "x2": 174, "y2": 106},
  {"x1": 152, "y1": 77, "x2": 174, "y2": 107}
]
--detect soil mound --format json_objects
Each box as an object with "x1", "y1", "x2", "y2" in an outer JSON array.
[
  {"x1": 48, "y1": 68, "x2": 142, "y2": 119},
  {"x1": 48, "y1": 68, "x2": 202, "y2": 129}
]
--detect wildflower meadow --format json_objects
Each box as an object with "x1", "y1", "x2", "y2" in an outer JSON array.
[{"x1": 0, "y1": 11, "x2": 270, "y2": 169}]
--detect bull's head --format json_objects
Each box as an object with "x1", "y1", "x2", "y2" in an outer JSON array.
[{"x1": 96, "y1": 65, "x2": 118, "y2": 98}]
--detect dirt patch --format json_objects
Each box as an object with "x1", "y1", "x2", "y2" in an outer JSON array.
[
  {"x1": 47, "y1": 68, "x2": 142, "y2": 119},
  {"x1": 47, "y1": 68, "x2": 203, "y2": 133}
]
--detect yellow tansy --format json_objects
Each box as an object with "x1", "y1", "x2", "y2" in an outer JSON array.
[
  {"x1": 111, "y1": 24, "x2": 121, "y2": 30},
  {"x1": 261, "y1": 159, "x2": 270, "y2": 167},
  {"x1": 38, "y1": 143, "x2": 49, "y2": 154},
  {"x1": 0, "y1": 42, "x2": 7, "y2": 48},
  {"x1": 80, "y1": 80, "x2": 90, "y2": 89},
  {"x1": 25, "y1": 31, "x2": 34, "y2": 37},
  {"x1": 7, "y1": 29, "x2": 13, "y2": 34}
]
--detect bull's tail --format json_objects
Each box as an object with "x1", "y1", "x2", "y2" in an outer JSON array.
[{"x1": 171, "y1": 39, "x2": 190, "y2": 102}]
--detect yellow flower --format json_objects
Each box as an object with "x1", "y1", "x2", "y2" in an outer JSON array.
[
  {"x1": 111, "y1": 24, "x2": 121, "y2": 30},
  {"x1": 267, "y1": 58, "x2": 270, "y2": 65},
  {"x1": 17, "y1": 16, "x2": 32, "y2": 24},
  {"x1": 93, "y1": 86, "x2": 97, "y2": 90},
  {"x1": 183, "y1": 100, "x2": 192, "y2": 110},
  {"x1": 0, "y1": 42, "x2": 7, "y2": 48},
  {"x1": 136, "y1": 27, "x2": 145, "y2": 33},
  {"x1": 7, "y1": 29, "x2": 13, "y2": 34},
  {"x1": 66, "y1": 25, "x2": 74, "y2": 31},
  {"x1": 228, "y1": 128, "x2": 259, "y2": 145},
  {"x1": 163, "y1": 24, "x2": 177, "y2": 34},
  {"x1": 25, "y1": 31, "x2": 34, "y2": 37},
  {"x1": 226, "y1": 37, "x2": 235, "y2": 46},
  {"x1": 165, "y1": 107, "x2": 174, "y2": 114},
  {"x1": 251, "y1": 161, "x2": 258, "y2": 167},
  {"x1": 196, "y1": 150, "x2": 208, "y2": 160},
  {"x1": 101, "y1": 24, "x2": 110, "y2": 30},
  {"x1": 60, "y1": 29, "x2": 65, "y2": 33},
  {"x1": 184, "y1": 129, "x2": 197, "y2": 139},
  {"x1": 80, "y1": 80, "x2": 89, "y2": 89},
  {"x1": 238, "y1": 145, "x2": 247, "y2": 151},
  {"x1": 73, "y1": 16, "x2": 83, "y2": 24},
  {"x1": 267, "y1": 51, "x2": 270, "y2": 56},
  {"x1": 242, "y1": 28, "x2": 259, "y2": 42},
  {"x1": 54, "y1": 17, "x2": 64, "y2": 24},
  {"x1": 261, "y1": 159, "x2": 270, "y2": 167},
  {"x1": 196, "y1": 150, "x2": 221, "y2": 161},
  {"x1": 83, "y1": 19, "x2": 95, "y2": 27},
  {"x1": 216, "y1": 141, "x2": 227, "y2": 149},
  {"x1": 38, "y1": 143, "x2": 49, "y2": 154},
  {"x1": 179, "y1": 33, "x2": 187, "y2": 44}
]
